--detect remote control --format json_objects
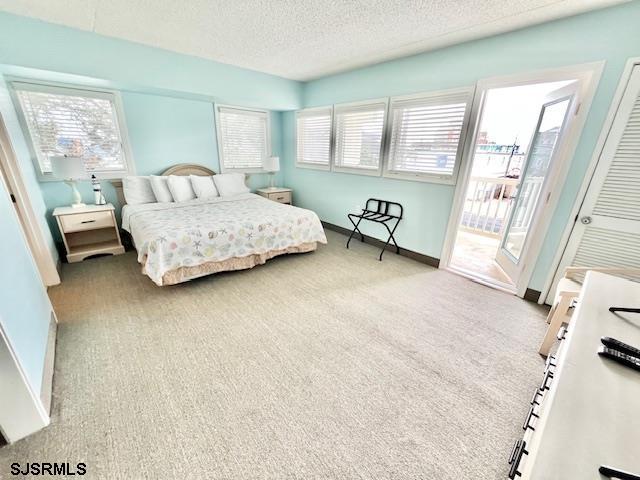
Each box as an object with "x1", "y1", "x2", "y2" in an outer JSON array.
[
  {"x1": 609, "y1": 307, "x2": 640, "y2": 314},
  {"x1": 601, "y1": 337, "x2": 640, "y2": 358},
  {"x1": 599, "y1": 465, "x2": 640, "y2": 480},
  {"x1": 598, "y1": 346, "x2": 640, "y2": 373}
]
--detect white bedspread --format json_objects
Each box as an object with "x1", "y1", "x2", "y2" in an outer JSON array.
[{"x1": 122, "y1": 193, "x2": 327, "y2": 285}]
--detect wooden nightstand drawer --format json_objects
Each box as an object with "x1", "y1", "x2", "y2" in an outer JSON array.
[
  {"x1": 256, "y1": 188, "x2": 293, "y2": 205},
  {"x1": 268, "y1": 191, "x2": 291, "y2": 204},
  {"x1": 60, "y1": 210, "x2": 114, "y2": 233}
]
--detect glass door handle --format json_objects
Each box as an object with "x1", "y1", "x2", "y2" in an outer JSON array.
[{"x1": 580, "y1": 216, "x2": 592, "y2": 225}]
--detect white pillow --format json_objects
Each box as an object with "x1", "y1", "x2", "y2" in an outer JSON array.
[
  {"x1": 123, "y1": 176, "x2": 156, "y2": 205},
  {"x1": 190, "y1": 175, "x2": 219, "y2": 199},
  {"x1": 149, "y1": 175, "x2": 174, "y2": 203},
  {"x1": 167, "y1": 175, "x2": 196, "y2": 202},
  {"x1": 213, "y1": 173, "x2": 249, "y2": 197}
]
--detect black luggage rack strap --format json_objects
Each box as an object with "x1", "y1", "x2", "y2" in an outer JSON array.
[{"x1": 346, "y1": 198, "x2": 403, "y2": 261}]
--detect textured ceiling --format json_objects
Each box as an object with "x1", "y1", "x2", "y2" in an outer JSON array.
[{"x1": 0, "y1": 0, "x2": 628, "y2": 80}]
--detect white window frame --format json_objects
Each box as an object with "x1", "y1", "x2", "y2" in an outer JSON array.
[
  {"x1": 382, "y1": 86, "x2": 474, "y2": 185},
  {"x1": 214, "y1": 103, "x2": 271, "y2": 173},
  {"x1": 295, "y1": 106, "x2": 333, "y2": 171},
  {"x1": 9, "y1": 79, "x2": 135, "y2": 181},
  {"x1": 332, "y1": 98, "x2": 388, "y2": 177}
]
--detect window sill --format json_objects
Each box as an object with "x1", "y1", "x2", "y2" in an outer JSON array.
[
  {"x1": 333, "y1": 166, "x2": 381, "y2": 177},
  {"x1": 220, "y1": 168, "x2": 268, "y2": 174},
  {"x1": 383, "y1": 170, "x2": 457, "y2": 185},
  {"x1": 295, "y1": 162, "x2": 330, "y2": 171},
  {"x1": 37, "y1": 171, "x2": 134, "y2": 182}
]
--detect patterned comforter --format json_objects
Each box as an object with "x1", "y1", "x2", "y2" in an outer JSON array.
[{"x1": 121, "y1": 193, "x2": 327, "y2": 285}]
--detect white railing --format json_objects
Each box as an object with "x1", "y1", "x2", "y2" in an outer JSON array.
[
  {"x1": 460, "y1": 176, "x2": 519, "y2": 237},
  {"x1": 505, "y1": 176, "x2": 545, "y2": 233}
]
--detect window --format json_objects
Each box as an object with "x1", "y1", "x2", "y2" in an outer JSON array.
[
  {"x1": 296, "y1": 107, "x2": 332, "y2": 169},
  {"x1": 333, "y1": 99, "x2": 387, "y2": 174},
  {"x1": 13, "y1": 82, "x2": 131, "y2": 178},
  {"x1": 216, "y1": 105, "x2": 270, "y2": 172},
  {"x1": 385, "y1": 88, "x2": 472, "y2": 182}
]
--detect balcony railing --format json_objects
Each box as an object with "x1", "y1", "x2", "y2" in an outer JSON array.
[{"x1": 460, "y1": 176, "x2": 519, "y2": 238}]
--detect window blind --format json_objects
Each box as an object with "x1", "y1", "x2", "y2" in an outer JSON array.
[
  {"x1": 14, "y1": 83, "x2": 127, "y2": 175},
  {"x1": 387, "y1": 91, "x2": 470, "y2": 178},
  {"x1": 217, "y1": 106, "x2": 269, "y2": 171},
  {"x1": 296, "y1": 108, "x2": 331, "y2": 167},
  {"x1": 334, "y1": 101, "x2": 386, "y2": 171}
]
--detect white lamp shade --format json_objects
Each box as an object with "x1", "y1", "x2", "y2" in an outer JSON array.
[
  {"x1": 51, "y1": 156, "x2": 86, "y2": 180},
  {"x1": 264, "y1": 156, "x2": 280, "y2": 173}
]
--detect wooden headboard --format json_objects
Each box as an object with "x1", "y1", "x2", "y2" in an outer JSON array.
[
  {"x1": 161, "y1": 164, "x2": 215, "y2": 176},
  {"x1": 111, "y1": 163, "x2": 216, "y2": 207}
]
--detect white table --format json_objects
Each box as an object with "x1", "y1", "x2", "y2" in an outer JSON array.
[{"x1": 518, "y1": 272, "x2": 640, "y2": 479}]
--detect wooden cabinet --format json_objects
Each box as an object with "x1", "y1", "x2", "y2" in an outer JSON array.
[{"x1": 53, "y1": 204, "x2": 124, "y2": 263}]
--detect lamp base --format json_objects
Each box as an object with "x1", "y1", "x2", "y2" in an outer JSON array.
[{"x1": 65, "y1": 179, "x2": 85, "y2": 209}]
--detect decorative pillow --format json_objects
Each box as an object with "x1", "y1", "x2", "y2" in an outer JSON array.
[
  {"x1": 149, "y1": 175, "x2": 174, "y2": 203},
  {"x1": 190, "y1": 175, "x2": 219, "y2": 199},
  {"x1": 167, "y1": 175, "x2": 196, "y2": 202},
  {"x1": 213, "y1": 173, "x2": 250, "y2": 197},
  {"x1": 123, "y1": 176, "x2": 156, "y2": 205}
]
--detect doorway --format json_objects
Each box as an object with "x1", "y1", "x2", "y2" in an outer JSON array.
[
  {"x1": 447, "y1": 79, "x2": 580, "y2": 291},
  {"x1": 0, "y1": 114, "x2": 59, "y2": 286}
]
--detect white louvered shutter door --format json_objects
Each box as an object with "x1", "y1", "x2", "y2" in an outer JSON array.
[{"x1": 551, "y1": 66, "x2": 640, "y2": 295}]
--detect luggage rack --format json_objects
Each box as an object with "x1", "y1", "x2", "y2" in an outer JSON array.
[{"x1": 346, "y1": 198, "x2": 403, "y2": 261}]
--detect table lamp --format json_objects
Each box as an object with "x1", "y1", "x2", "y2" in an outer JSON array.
[
  {"x1": 51, "y1": 156, "x2": 86, "y2": 208},
  {"x1": 264, "y1": 156, "x2": 280, "y2": 189}
]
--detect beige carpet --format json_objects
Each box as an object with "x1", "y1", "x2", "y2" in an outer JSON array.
[{"x1": 0, "y1": 230, "x2": 548, "y2": 479}]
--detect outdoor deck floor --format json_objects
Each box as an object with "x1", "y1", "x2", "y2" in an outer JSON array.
[{"x1": 450, "y1": 229, "x2": 513, "y2": 286}]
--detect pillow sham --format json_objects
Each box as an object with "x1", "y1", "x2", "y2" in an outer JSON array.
[
  {"x1": 213, "y1": 173, "x2": 250, "y2": 197},
  {"x1": 167, "y1": 175, "x2": 196, "y2": 202},
  {"x1": 190, "y1": 175, "x2": 219, "y2": 199},
  {"x1": 123, "y1": 176, "x2": 156, "y2": 205},
  {"x1": 149, "y1": 175, "x2": 174, "y2": 203}
]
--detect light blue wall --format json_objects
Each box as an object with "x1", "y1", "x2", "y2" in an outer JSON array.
[
  {"x1": 122, "y1": 92, "x2": 219, "y2": 174},
  {"x1": 283, "y1": 1, "x2": 640, "y2": 291},
  {"x1": 0, "y1": 181, "x2": 52, "y2": 394}
]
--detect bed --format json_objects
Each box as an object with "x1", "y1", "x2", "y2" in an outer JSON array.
[{"x1": 117, "y1": 164, "x2": 327, "y2": 286}]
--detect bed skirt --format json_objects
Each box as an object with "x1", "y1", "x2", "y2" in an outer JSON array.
[{"x1": 144, "y1": 241, "x2": 318, "y2": 286}]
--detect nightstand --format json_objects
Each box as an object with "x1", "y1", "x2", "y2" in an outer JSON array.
[
  {"x1": 53, "y1": 203, "x2": 124, "y2": 263},
  {"x1": 256, "y1": 187, "x2": 293, "y2": 205}
]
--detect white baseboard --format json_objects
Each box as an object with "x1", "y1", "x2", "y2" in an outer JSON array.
[
  {"x1": 40, "y1": 313, "x2": 57, "y2": 415},
  {"x1": 0, "y1": 319, "x2": 50, "y2": 443}
]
